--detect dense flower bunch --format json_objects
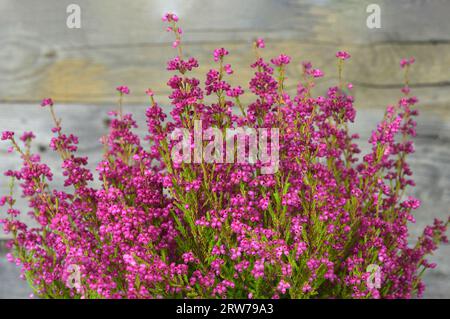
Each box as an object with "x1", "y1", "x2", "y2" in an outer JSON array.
[{"x1": 1, "y1": 14, "x2": 448, "y2": 299}]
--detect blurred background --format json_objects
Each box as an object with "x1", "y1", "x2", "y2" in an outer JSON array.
[{"x1": 0, "y1": 0, "x2": 449, "y2": 298}]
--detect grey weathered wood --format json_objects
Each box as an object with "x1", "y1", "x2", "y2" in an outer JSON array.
[
  {"x1": 1, "y1": 0, "x2": 450, "y2": 105},
  {"x1": 1, "y1": 40, "x2": 449, "y2": 105},
  {"x1": 0, "y1": 244, "x2": 32, "y2": 298}
]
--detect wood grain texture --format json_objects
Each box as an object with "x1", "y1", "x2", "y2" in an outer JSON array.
[{"x1": 0, "y1": 0, "x2": 450, "y2": 105}]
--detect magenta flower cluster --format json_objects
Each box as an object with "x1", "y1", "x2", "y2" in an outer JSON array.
[{"x1": 0, "y1": 14, "x2": 448, "y2": 299}]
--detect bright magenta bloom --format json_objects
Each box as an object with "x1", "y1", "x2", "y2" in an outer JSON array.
[
  {"x1": 116, "y1": 85, "x2": 130, "y2": 95},
  {"x1": 40, "y1": 98, "x2": 54, "y2": 107}
]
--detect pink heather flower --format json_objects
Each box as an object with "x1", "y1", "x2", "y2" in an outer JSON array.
[
  {"x1": 336, "y1": 51, "x2": 351, "y2": 60},
  {"x1": 401, "y1": 86, "x2": 411, "y2": 94},
  {"x1": 172, "y1": 39, "x2": 180, "y2": 48},
  {"x1": 123, "y1": 254, "x2": 137, "y2": 267},
  {"x1": 311, "y1": 69, "x2": 324, "y2": 78},
  {"x1": 255, "y1": 38, "x2": 265, "y2": 49},
  {"x1": 271, "y1": 54, "x2": 291, "y2": 66},
  {"x1": 402, "y1": 196, "x2": 421, "y2": 209},
  {"x1": 1, "y1": 131, "x2": 14, "y2": 141},
  {"x1": 400, "y1": 59, "x2": 408, "y2": 68},
  {"x1": 162, "y1": 12, "x2": 178, "y2": 22},
  {"x1": 5, "y1": 253, "x2": 15, "y2": 263},
  {"x1": 226, "y1": 86, "x2": 244, "y2": 97},
  {"x1": 116, "y1": 86, "x2": 130, "y2": 95},
  {"x1": 347, "y1": 83, "x2": 353, "y2": 90},
  {"x1": 400, "y1": 57, "x2": 415, "y2": 68},
  {"x1": 40, "y1": 98, "x2": 53, "y2": 107},
  {"x1": 302, "y1": 61, "x2": 312, "y2": 70},
  {"x1": 302, "y1": 283, "x2": 312, "y2": 293},
  {"x1": 277, "y1": 280, "x2": 291, "y2": 294},
  {"x1": 224, "y1": 64, "x2": 233, "y2": 74},
  {"x1": 213, "y1": 48, "x2": 229, "y2": 62},
  {"x1": 182, "y1": 252, "x2": 196, "y2": 263},
  {"x1": 167, "y1": 56, "x2": 199, "y2": 72},
  {"x1": 145, "y1": 88, "x2": 154, "y2": 96},
  {"x1": 20, "y1": 131, "x2": 36, "y2": 142}
]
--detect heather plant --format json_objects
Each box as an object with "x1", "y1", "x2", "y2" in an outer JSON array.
[{"x1": 1, "y1": 13, "x2": 448, "y2": 299}]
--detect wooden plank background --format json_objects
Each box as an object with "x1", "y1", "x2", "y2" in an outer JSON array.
[
  {"x1": 0, "y1": 0, "x2": 449, "y2": 297},
  {"x1": 0, "y1": 0, "x2": 449, "y2": 106}
]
